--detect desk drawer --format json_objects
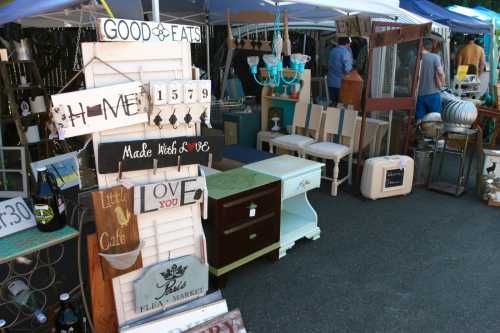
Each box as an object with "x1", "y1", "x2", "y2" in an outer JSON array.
[
  {"x1": 282, "y1": 168, "x2": 321, "y2": 199},
  {"x1": 219, "y1": 212, "x2": 279, "y2": 266},
  {"x1": 221, "y1": 184, "x2": 279, "y2": 228}
]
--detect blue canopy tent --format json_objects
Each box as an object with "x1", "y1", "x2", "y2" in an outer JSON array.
[
  {"x1": 0, "y1": 0, "x2": 85, "y2": 26},
  {"x1": 399, "y1": 0, "x2": 490, "y2": 34}
]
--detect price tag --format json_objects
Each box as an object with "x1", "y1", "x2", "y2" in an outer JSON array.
[
  {"x1": 167, "y1": 81, "x2": 182, "y2": 104},
  {"x1": 198, "y1": 80, "x2": 211, "y2": 103},
  {"x1": 0, "y1": 197, "x2": 36, "y2": 239},
  {"x1": 183, "y1": 81, "x2": 198, "y2": 104},
  {"x1": 150, "y1": 82, "x2": 167, "y2": 105}
]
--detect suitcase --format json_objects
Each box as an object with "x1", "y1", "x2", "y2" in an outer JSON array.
[{"x1": 361, "y1": 155, "x2": 414, "y2": 200}]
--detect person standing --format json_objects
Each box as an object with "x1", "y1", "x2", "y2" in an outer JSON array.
[
  {"x1": 456, "y1": 34, "x2": 486, "y2": 75},
  {"x1": 327, "y1": 37, "x2": 353, "y2": 106},
  {"x1": 416, "y1": 38, "x2": 445, "y2": 121}
]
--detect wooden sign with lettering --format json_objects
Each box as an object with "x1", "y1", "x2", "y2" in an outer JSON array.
[
  {"x1": 183, "y1": 309, "x2": 246, "y2": 333},
  {"x1": 133, "y1": 255, "x2": 208, "y2": 313},
  {"x1": 50, "y1": 81, "x2": 146, "y2": 138},
  {"x1": 97, "y1": 18, "x2": 202, "y2": 43},
  {"x1": 97, "y1": 135, "x2": 224, "y2": 174},
  {"x1": 133, "y1": 176, "x2": 205, "y2": 214},
  {"x1": 91, "y1": 186, "x2": 142, "y2": 280},
  {"x1": 335, "y1": 15, "x2": 371, "y2": 37}
]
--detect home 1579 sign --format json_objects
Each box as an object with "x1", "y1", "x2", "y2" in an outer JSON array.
[
  {"x1": 97, "y1": 18, "x2": 201, "y2": 43},
  {"x1": 0, "y1": 197, "x2": 36, "y2": 239},
  {"x1": 97, "y1": 135, "x2": 223, "y2": 174},
  {"x1": 134, "y1": 255, "x2": 208, "y2": 313},
  {"x1": 133, "y1": 176, "x2": 205, "y2": 214},
  {"x1": 50, "y1": 81, "x2": 146, "y2": 138}
]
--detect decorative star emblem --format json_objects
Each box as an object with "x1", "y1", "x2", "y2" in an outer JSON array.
[{"x1": 152, "y1": 23, "x2": 170, "y2": 41}]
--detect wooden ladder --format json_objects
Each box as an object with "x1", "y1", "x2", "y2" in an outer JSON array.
[{"x1": 0, "y1": 60, "x2": 52, "y2": 170}]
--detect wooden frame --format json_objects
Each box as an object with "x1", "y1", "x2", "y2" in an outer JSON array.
[{"x1": 356, "y1": 22, "x2": 432, "y2": 179}]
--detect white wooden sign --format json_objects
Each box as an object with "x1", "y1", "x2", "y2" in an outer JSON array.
[
  {"x1": 51, "y1": 81, "x2": 147, "y2": 138},
  {"x1": 150, "y1": 81, "x2": 211, "y2": 106},
  {"x1": 134, "y1": 176, "x2": 205, "y2": 214},
  {"x1": 0, "y1": 197, "x2": 36, "y2": 239},
  {"x1": 97, "y1": 18, "x2": 202, "y2": 44}
]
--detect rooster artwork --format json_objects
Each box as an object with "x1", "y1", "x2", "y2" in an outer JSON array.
[{"x1": 486, "y1": 161, "x2": 497, "y2": 175}]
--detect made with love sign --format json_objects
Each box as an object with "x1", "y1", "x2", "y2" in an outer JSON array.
[
  {"x1": 133, "y1": 176, "x2": 205, "y2": 214},
  {"x1": 97, "y1": 18, "x2": 201, "y2": 43},
  {"x1": 50, "y1": 81, "x2": 146, "y2": 138},
  {"x1": 133, "y1": 255, "x2": 208, "y2": 313},
  {"x1": 97, "y1": 135, "x2": 224, "y2": 174}
]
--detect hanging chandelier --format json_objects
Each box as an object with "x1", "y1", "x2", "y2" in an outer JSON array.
[{"x1": 246, "y1": 7, "x2": 310, "y2": 87}]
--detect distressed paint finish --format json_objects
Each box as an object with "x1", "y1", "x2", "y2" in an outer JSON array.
[
  {"x1": 91, "y1": 186, "x2": 142, "y2": 279},
  {"x1": 50, "y1": 81, "x2": 146, "y2": 138},
  {"x1": 183, "y1": 309, "x2": 246, "y2": 333},
  {"x1": 133, "y1": 255, "x2": 208, "y2": 313}
]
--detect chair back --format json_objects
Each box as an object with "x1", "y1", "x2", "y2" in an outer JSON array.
[
  {"x1": 292, "y1": 102, "x2": 323, "y2": 140},
  {"x1": 322, "y1": 106, "x2": 358, "y2": 150}
]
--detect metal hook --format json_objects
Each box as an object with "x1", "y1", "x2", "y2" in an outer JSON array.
[
  {"x1": 177, "y1": 155, "x2": 181, "y2": 172},
  {"x1": 117, "y1": 161, "x2": 123, "y2": 180},
  {"x1": 184, "y1": 107, "x2": 192, "y2": 128},
  {"x1": 153, "y1": 158, "x2": 158, "y2": 175},
  {"x1": 169, "y1": 108, "x2": 178, "y2": 129}
]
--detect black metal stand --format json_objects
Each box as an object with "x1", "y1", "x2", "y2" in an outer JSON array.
[{"x1": 427, "y1": 128, "x2": 477, "y2": 197}]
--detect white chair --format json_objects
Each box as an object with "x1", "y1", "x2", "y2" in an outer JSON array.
[
  {"x1": 269, "y1": 102, "x2": 323, "y2": 157},
  {"x1": 303, "y1": 106, "x2": 358, "y2": 196}
]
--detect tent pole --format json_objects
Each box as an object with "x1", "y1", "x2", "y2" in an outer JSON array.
[
  {"x1": 206, "y1": 25, "x2": 211, "y2": 80},
  {"x1": 152, "y1": 0, "x2": 160, "y2": 22},
  {"x1": 489, "y1": 18, "x2": 497, "y2": 104}
]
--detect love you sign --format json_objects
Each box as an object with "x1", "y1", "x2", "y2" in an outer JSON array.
[
  {"x1": 97, "y1": 135, "x2": 224, "y2": 174},
  {"x1": 133, "y1": 176, "x2": 205, "y2": 214}
]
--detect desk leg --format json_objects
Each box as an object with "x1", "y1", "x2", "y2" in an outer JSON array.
[
  {"x1": 210, "y1": 274, "x2": 228, "y2": 289},
  {"x1": 266, "y1": 248, "x2": 280, "y2": 262}
]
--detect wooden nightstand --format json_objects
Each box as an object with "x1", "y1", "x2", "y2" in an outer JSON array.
[
  {"x1": 205, "y1": 168, "x2": 281, "y2": 286},
  {"x1": 244, "y1": 155, "x2": 323, "y2": 258}
]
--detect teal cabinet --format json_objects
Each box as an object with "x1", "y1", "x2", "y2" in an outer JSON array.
[{"x1": 223, "y1": 111, "x2": 260, "y2": 148}]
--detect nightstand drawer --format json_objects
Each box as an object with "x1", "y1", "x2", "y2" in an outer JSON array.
[
  {"x1": 221, "y1": 185, "x2": 279, "y2": 228},
  {"x1": 282, "y1": 168, "x2": 321, "y2": 199},
  {"x1": 219, "y1": 212, "x2": 279, "y2": 266}
]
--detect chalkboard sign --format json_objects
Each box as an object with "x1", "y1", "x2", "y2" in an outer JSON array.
[
  {"x1": 0, "y1": 197, "x2": 36, "y2": 239},
  {"x1": 384, "y1": 168, "x2": 404, "y2": 189},
  {"x1": 97, "y1": 135, "x2": 223, "y2": 174}
]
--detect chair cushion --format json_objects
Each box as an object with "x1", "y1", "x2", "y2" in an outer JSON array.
[
  {"x1": 304, "y1": 142, "x2": 351, "y2": 159},
  {"x1": 271, "y1": 134, "x2": 314, "y2": 150}
]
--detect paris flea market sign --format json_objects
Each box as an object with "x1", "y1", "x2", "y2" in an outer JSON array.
[
  {"x1": 133, "y1": 255, "x2": 208, "y2": 313},
  {"x1": 97, "y1": 18, "x2": 202, "y2": 43}
]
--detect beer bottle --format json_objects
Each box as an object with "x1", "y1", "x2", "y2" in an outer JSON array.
[
  {"x1": 55, "y1": 293, "x2": 82, "y2": 333},
  {"x1": 6, "y1": 278, "x2": 47, "y2": 324},
  {"x1": 34, "y1": 167, "x2": 65, "y2": 232},
  {"x1": 0, "y1": 319, "x2": 9, "y2": 333}
]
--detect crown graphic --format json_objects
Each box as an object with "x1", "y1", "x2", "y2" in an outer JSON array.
[{"x1": 160, "y1": 264, "x2": 188, "y2": 281}]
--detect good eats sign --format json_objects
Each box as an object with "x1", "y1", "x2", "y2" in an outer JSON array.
[{"x1": 97, "y1": 18, "x2": 201, "y2": 43}]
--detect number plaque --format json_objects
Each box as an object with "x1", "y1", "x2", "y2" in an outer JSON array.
[{"x1": 0, "y1": 197, "x2": 36, "y2": 239}]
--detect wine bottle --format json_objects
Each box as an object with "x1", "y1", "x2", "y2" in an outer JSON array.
[
  {"x1": 33, "y1": 167, "x2": 65, "y2": 232},
  {"x1": 6, "y1": 279, "x2": 47, "y2": 324},
  {"x1": 55, "y1": 293, "x2": 82, "y2": 333}
]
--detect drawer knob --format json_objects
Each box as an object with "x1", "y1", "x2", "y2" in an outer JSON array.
[
  {"x1": 248, "y1": 203, "x2": 258, "y2": 218},
  {"x1": 249, "y1": 233, "x2": 257, "y2": 240},
  {"x1": 299, "y1": 179, "x2": 311, "y2": 188}
]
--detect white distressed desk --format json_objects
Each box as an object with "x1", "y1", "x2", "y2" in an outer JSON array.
[{"x1": 244, "y1": 155, "x2": 323, "y2": 258}]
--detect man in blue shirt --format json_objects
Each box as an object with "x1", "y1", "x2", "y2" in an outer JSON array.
[
  {"x1": 416, "y1": 38, "x2": 445, "y2": 121},
  {"x1": 328, "y1": 37, "x2": 353, "y2": 106}
]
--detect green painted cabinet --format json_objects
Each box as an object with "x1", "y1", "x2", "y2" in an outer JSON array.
[{"x1": 223, "y1": 111, "x2": 260, "y2": 148}]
